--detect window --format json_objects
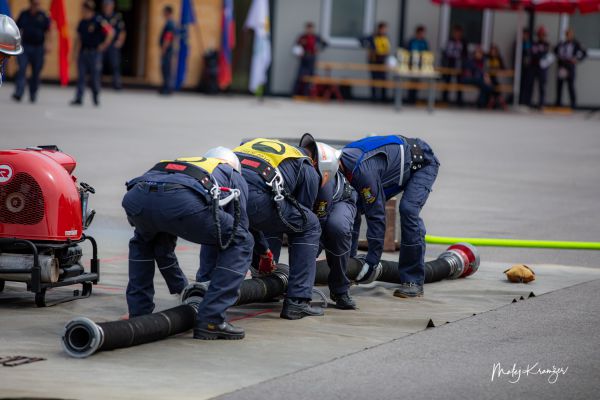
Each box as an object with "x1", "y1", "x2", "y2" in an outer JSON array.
[
  {"x1": 570, "y1": 13, "x2": 600, "y2": 49},
  {"x1": 450, "y1": 8, "x2": 483, "y2": 46},
  {"x1": 322, "y1": 0, "x2": 375, "y2": 47}
]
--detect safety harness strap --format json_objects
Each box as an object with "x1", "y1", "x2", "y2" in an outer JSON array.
[
  {"x1": 150, "y1": 161, "x2": 240, "y2": 250},
  {"x1": 237, "y1": 155, "x2": 279, "y2": 183},
  {"x1": 150, "y1": 161, "x2": 215, "y2": 192},
  {"x1": 237, "y1": 155, "x2": 308, "y2": 233},
  {"x1": 405, "y1": 138, "x2": 425, "y2": 170}
]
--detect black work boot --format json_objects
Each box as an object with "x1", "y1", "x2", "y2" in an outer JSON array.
[
  {"x1": 70, "y1": 98, "x2": 83, "y2": 106},
  {"x1": 330, "y1": 292, "x2": 357, "y2": 310},
  {"x1": 280, "y1": 298, "x2": 324, "y2": 320},
  {"x1": 193, "y1": 321, "x2": 245, "y2": 340},
  {"x1": 393, "y1": 282, "x2": 424, "y2": 298}
]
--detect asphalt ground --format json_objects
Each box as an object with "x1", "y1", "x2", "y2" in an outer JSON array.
[{"x1": 217, "y1": 278, "x2": 600, "y2": 400}]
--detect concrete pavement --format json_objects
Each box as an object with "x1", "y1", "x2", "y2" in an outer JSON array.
[{"x1": 1, "y1": 85, "x2": 599, "y2": 399}]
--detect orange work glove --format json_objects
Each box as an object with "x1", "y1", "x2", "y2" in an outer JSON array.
[
  {"x1": 504, "y1": 264, "x2": 536, "y2": 283},
  {"x1": 258, "y1": 250, "x2": 277, "y2": 275}
]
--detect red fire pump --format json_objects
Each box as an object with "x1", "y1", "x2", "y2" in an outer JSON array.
[{"x1": 0, "y1": 146, "x2": 99, "y2": 306}]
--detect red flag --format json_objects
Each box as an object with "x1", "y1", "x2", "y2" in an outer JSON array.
[
  {"x1": 50, "y1": 0, "x2": 70, "y2": 86},
  {"x1": 218, "y1": 0, "x2": 235, "y2": 89}
]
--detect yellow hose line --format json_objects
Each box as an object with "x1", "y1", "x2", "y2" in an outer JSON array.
[{"x1": 425, "y1": 235, "x2": 600, "y2": 250}]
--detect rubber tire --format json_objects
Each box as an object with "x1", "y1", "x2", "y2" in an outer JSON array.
[{"x1": 35, "y1": 289, "x2": 47, "y2": 307}]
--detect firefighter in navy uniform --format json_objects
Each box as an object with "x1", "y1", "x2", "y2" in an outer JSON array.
[
  {"x1": 0, "y1": 15, "x2": 24, "y2": 87},
  {"x1": 101, "y1": 0, "x2": 126, "y2": 90},
  {"x1": 159, "y1": 5, "x2": 176, "y2": 95},
  {"x1": 340, "y1": 135, "x2": 439, "y2": 298},
  {"x1": 70, "y1": 1, "x2": 114, "y2": 106},
  {"x1": 122, "y1": 148, "x2": 253, "y2": 340},
  {"x1": 299, "y1": 134, "x2": 358, "y2": 309},
  {"x1": 13, "y1": 0, "x2": 51, "y2": 103},
  {"x1": 225, "y1": 138, "x2": 323, "y2": 320}
]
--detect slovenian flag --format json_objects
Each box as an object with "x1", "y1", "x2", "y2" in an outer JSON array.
[
  {"x1": 245, "y1": 0, "x2": 271, "y2": 93},
  {"x1": 218, "y1": 0, "x2": 235, "y2": 90},
  {"x1": 175, "y1": 0, "x2": 196, "y2": 90}
]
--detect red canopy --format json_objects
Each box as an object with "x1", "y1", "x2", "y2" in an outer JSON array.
[
  {"x1": 431, "y1": 0, "x2": 510, "y2": 9},
  {"x1": 432, "y1": 0, "x2": 600, "y2": 13}
]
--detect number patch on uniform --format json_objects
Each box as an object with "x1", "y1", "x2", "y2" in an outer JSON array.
[{"x1": 361, "y1": 187, "x2": 376, "y2": 204}]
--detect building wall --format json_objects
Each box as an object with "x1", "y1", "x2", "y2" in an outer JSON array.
[
  {"x1": 271, "y1": 0, "x2": 400, "y2": 96},
  {"x1": 146, "y1": 0, "x2": 221, "y2": 87},
  {"x1": 271, "y1": 0, "x2": 599, "y2": 106},
  {"x1": 6, "y1": 0, "x2": 222, "y2": 88}
]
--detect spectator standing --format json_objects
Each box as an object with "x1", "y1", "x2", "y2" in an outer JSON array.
[
  {"x1": 405, "y1": 25, "x2": 429, "y2": 104},
  {"x1": 554, "y1": 28, "x2": 587, "y2": 109},
  {"x1": 361, "y1": 22, "x2": 391, "y2": 102},
  {"x1": 12, "y1": 0, "x2": 50, "y2": 103},
  {"x1": 441, "y1": 25, "x2": 467, "y2": 105},
  {"x1": 101, "y1": 0, "x2": 126, "y2": 90},
  {"x1": 529, "y1": 26, "x2": 551, "y2": 109},
  {"x1": 292, "y1": 22, "x2": 327, "y2": 96},
  {"x1": 519, "y1": 28, "x2": 533, "y2": 105},
  {"x1": 70, "y1": 1, "x2": 114, "y2": 106},
  {"x1": 485, "y1": 44, "x2": 507, "y2": 109},
  {"x1": 159, "y1": 5, "x2": 176, "y2": 95},
  {"x1": 462, "y1": 47, "x2": 493, "y2": 108}
]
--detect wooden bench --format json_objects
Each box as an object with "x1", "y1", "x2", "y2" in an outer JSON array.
[{"x1": 302, "y1": 61, "x2": 514, "y2": 110}]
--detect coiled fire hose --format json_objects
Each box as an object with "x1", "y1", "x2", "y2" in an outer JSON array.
[{"x1": 61, "y1": 244, "x2": 479, "y2": 358}]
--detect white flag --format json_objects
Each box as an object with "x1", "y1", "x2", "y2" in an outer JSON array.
[{"x1": 245, "y1": 0, "x2": 271, "y2": 93}]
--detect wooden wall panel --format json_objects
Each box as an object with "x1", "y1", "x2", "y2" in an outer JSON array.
[{"x1": 7, "y1": 0, "x2": 221, "y2": 88}]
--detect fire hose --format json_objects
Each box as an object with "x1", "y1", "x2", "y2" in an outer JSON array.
[
  {"x1": 425, "y1": 235, "x2": 600, "y2": 250},
  {"x1": 62, "y1": 243, "x2": 479, "y2": 358}
]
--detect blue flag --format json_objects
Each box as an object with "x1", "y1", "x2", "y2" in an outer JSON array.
[
  {"x1": 175, "y1": 0, "x2": 196, "y2": 90},
  {"x1": 0, "y1": 0, "x2": 11, "y2": 17}
]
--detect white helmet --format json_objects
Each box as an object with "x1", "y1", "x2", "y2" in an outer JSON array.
[
  {"x1": 204, "y1": 146, "x2": 241, "y2": 173},
  {"x1": 0, "y1": 15, "x2": 23, "y2": 56},
  {"x1": 299, "y1": 133, "x2": 340, "y2": 187}
]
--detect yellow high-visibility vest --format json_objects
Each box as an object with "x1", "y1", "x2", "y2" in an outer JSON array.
[
  {"x1": 234, "y1": 138, "x2": 306, "y2": 168},
  {"x1": 160, "y1": 156, "x2": 224, "y2": 174}
]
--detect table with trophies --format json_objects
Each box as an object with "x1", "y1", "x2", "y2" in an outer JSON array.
[{"x1": 393, "y1": 50, "x2": 440, "y2": 113}]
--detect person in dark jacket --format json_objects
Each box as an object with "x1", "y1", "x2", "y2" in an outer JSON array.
[
  {"x1": 405, "y1": 25, "x2": 429, "y2": 104},
  {"x1": 462, "y1": 47, "x2": 494, "y2": 108},
  {"x1": 293, "y1": 22, "x2": 327, "y2": 96},
  {"x1": 101, "y1": 0, "x2": 126, "y2": 90},
  {"x1": 198, "y1": 138, "x2": 324, "y2": 320},
  {"x1": 529, "y1": 26, "x2": 551, "y2": 109},
  {"x1": 361, "y1": 22, "x2": 391, "y2": 102},
  {"x1": 519, "y1": 28, "x2": 533, "y2": 105},
  {"x1": 442, "y1": 25, "x2": 468, "y2": 105},
  {"x1": 340, "y1": 135, "x2": 440, "y2": 299},
  {"x1": 12, "y1": 0, "x2": 50, "y2": 103},
  {"x1": 485, "y1": 44, "x2": 507, "y2": 109},
  {"x1": 122, "y1": 148, "x2": 253, "y2": 340},
  {"x1": 70, "y1": 1, "x2": 114, "y2": 106},
  {"x1": 159, "y1": 5, "x2": 176, "y2": 95},
  {"x1": 554, "y1": 28, "x2": 587, "y2": 109}
]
